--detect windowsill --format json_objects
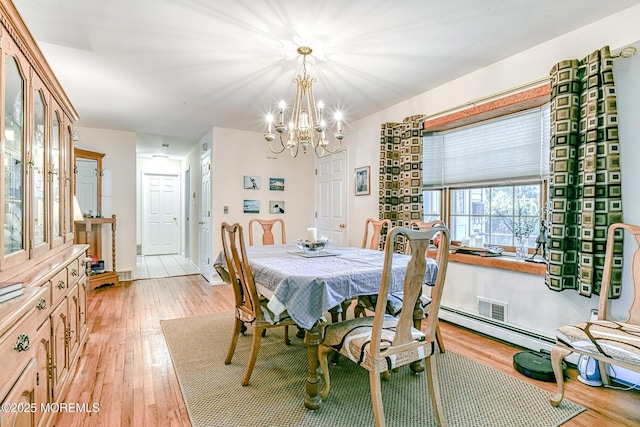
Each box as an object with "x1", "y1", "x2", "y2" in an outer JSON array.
[{"x1": 428, "y1": 249, "x2": 546, "y2": 275}]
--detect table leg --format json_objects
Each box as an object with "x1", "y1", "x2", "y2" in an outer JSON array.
[
  {"x1": 410, "y1": 300, "x2": 426, "y2": 373},
  {"x1": 303, "y1": 325, "x2": 323, "y2": 410}
]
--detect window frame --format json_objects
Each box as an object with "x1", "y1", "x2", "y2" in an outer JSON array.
[{"x1": 419, "y1": 84, "x2": 551, "y2": 273}]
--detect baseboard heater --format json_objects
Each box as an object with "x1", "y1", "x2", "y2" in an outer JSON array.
[{"x1": 439, "y1": 305, "x2": 580, "y2": 365}]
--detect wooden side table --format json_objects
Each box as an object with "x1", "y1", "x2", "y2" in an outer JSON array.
[{"x1": 75, "y1": 214, "x2": 119, "y2": 290}]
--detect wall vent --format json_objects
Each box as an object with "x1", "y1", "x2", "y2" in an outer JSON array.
[
  {"x1": 478, "y1": 297, "x2": 507, "y2": 322},
  {"x1": 118, "y1": 270, "x2": 133, "y2": 282}
]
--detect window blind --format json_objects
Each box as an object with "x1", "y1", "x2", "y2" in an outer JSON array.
[{"x1": 423, "y1": 104, "x2": 550, "y2": 187}]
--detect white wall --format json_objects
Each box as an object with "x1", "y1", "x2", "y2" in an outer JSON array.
[
  {"x1": 210, "y1": 127, "x2": 316, "y2": 258},
  {"x1": 346, "y1": 5, "x2": 640, "y2": 343},
  {"x1": 74, "y1": 126, "x2": 137, "y2": 276}
]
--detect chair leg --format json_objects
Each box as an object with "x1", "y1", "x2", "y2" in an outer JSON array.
[
  {"x1": 425, "y1": 355, "x2": 447, "y2": 427},
  {"x1": 549, "y1": 345, "x2": 572, "y2": 407},
  {"x1": 369, "y1": 370, "x2": 386, "y2": 427},
  {"x1": 340, "y1": 299, "x2": 352, "y2": 321},
  {"x1": 318, "y1": 344, "x2": 334, "y2": 400},
  {"x1": 224, "y1": 317, "x2": 242, "y2": 365},
  {"x1": 241, "y1": 325, "x2": 264, "y2": 386},
  {"x1": 284, "y1": 325, "x2": 291, "y2": 345}
]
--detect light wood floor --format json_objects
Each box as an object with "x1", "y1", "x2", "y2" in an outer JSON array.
[{"x1": 57, "y1": 275, "x2": 640, "y2": 427}]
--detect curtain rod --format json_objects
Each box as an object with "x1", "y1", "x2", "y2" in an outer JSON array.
[
  {"x1": 416, "y1": 77, "x2": 550, "y2": 123},
  {"x1": 417, "y1": 45, "x2": 637, "y2": 123}
]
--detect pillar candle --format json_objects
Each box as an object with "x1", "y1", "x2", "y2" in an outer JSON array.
[{"x1": 307, "y1": 227, "x2": 318, "y2": 241}]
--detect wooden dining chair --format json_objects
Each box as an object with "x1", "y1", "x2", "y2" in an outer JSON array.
[
  {"x1": 362, "y1": 218, "x2": 392, "y2": 250},
  {"x1": 221, "y1": 222, "x2": 297, "y2": 386},
  {"x1": 248, "y1": 218, "x2": 286, "y2": 246},
  {"x1": 355, "y1": 219, "x2": 446, "y2": 353},
  {"x1": 352, "y1": 218, "x2": 392, "y2": 318},
  {"x1": 319, "y1": 225, "x2": 451, "y2": 427},
  {"x1": 550, "y1": 222, "x2": 640, "y2": 407}
]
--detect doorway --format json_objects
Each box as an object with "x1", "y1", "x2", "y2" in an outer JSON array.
[
  {"x1": 198, "y1": 152, "x2": 213, "y2": 282},
  {"x1": 141, "y1": 172, "x2": 180, "y2": 255},
  {"x1": 315, "y1": 150, "x2": 348, "y2": 245}
]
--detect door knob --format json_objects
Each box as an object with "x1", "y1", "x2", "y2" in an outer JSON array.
[
  {"x1": 339, "y1": 224, "x2": 346, "y2": 229},
  {"x1": 198, "y1": 221, "x2": 204, "y2": 225}
]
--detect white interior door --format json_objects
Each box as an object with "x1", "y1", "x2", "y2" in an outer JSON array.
[
  {"x1": 76, "y1": 158, "x2": 98, "y2": 216},
  {"x1": 142, "y1": 173, "x2": 179, "y2": 255},
  {"x1": 316, "y1": 150, "x2": 347, "y2": 245},
  {"x1": 199, "y1": 153, "x2": 213, "y2": 282}
]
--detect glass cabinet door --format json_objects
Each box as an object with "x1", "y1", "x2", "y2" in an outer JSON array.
[
  {"x1": 51, "y1": 108, "x2": 63, "y2": 247},
  {"x1": 31, "y1": 86, "x2": 49, "y2": 255},
  {"x1": 2, "y1": 55, "x2": 26, "y2": 258}
]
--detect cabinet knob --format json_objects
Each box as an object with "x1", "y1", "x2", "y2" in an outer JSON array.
[
  {"x1": 36, "y1": 298, "x2": 47, "y2": 310},
  {"x1": 72, "y1": 268, "x2": 78, "y2": 276},
  {"x1": 58, "y1": 280, "x2": 66, "y2": 289},
  {"x1": 14, "y1": 333, "x2": 30, "y2": 352}
]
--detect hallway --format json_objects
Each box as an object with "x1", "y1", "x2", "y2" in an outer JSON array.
[{"x1": 136, "y1": 254, "x2": 199, "y2": 279}]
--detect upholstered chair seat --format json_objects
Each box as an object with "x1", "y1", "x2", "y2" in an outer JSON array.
[
  {"x1": 555, "y1": 321, "x2": 640, "y2": 367},
  {"x1": 322, "y1": 314, "x2": 431, "y2": 373},
  {"x1": 550, "y1": 223, "x2": 640, "y2": 407}
]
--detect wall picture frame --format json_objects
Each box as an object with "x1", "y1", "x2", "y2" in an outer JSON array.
[
  {"x1": 269, "y1": 177, "x2": 285, "y2": 191},
  {"x1": 244, "y1": 176, "x2": 260, "y2": 190},
  {"x1": 355, "y1": 166, "x2": 370, "y2": 196},
  {"x1": 243, "y1": 199, "x2": 260, "y2": 213},
  {"x1": 270, "y1": 200, "x2": 285, "y2": 214}
]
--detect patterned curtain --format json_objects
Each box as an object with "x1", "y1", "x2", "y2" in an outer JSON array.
[
  {"x1": 547, "y1": 46, "x2": 624, "y2": 298},
  {"x1": 379, "y1": 115, "x2": 424, "y2": 252}
]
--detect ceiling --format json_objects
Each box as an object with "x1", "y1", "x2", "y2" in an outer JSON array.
[{"x1": 12, "y1": 0, "x2": 640, "y2": 159}]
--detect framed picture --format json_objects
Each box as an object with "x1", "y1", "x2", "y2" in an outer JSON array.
[
  {"x1": 269, "y1": 200, "x2": 285, "y2": 214},
  {"x1": 355, "y1": 166, "x2": 370, "y2": 196},
  {"x1": 269, "y1": 177, "x2": 285, "y2": 191},
  {"x1": 244, "y1": 176, "x2": 260, "y2": 190},
  {"x1": 243, "y1": 199, "x2": 260, "y2": 213}
]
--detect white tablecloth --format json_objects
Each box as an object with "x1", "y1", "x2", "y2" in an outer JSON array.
[{"x1": 214, "y1": 245, "x2": 438, "y2": 330}]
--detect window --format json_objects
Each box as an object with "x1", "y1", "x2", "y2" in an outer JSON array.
[{"x1": 423, "y1": 105, "x2": 550, "y2": 250}]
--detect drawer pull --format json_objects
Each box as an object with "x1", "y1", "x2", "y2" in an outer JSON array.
[
  {"x1": 58, "y1": 280, "x2": 66, "y2": 289},
  {"x1": 36, "y1": 298, "x2": 47, "y2": 310},
  {"x1": 72, "y1": 268, "x2": 78, "y2": 276},
  {"x1": 14, "y1": 333, "x2": 30, "y2": 352}
]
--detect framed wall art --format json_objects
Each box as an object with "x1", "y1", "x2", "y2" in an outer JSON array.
[
  {"x1": 355, "y1": 166, "x2": 370, "y2": 196},
  {"x1": 269, "y1": 177, "x2": 285, "y2": 191},
  {"x1": 243, "y1": 199, "x2": 260, "y2": 213},
  {"x1": 244, "y1": 176, "x2": 260, "y2": 190},
  {"x1": 270, "y1": 201, "x2": 285, "y2": 214}
]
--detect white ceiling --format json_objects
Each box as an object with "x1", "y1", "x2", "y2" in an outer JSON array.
[{"x1": 12, "y1": 0, "x2": 640, "y2": 159}]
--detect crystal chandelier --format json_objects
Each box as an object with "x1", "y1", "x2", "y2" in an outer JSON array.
[{"x1": 264, "y1": 46, "x2": 345, "y2": 158}]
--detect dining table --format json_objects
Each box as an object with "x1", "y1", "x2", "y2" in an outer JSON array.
[{"x1": 214, "y1": 244, "x2": 438, "y2": 409}]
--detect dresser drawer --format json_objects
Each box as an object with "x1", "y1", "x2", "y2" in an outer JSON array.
[
  {"x1": 0, "y1": 305, "x2": 37, "y2": 399},
  {"x1": 33, "y1": 281, "x2": 51, "y2": 328},
  {"x1": 50, "y1": 269, "x2": 68, "y2": 307},
  {"x1": 67, "y1": 257, "x2": 81, "y2": 285}
]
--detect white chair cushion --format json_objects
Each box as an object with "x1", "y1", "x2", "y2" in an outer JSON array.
[
  {"x1": 322, "y1": 314, "x2": 431, "y2": 373},
  {"x1": 555, "y1": 320, "x2": 640, "y2": 367}
]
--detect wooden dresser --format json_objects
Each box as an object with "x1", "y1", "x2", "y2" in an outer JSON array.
[{"x1": 0, "y1": 1, "x2": 87, "y2": 425}]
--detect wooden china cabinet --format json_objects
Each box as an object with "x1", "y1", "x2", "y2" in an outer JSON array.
[{"x1": 0, "y1": 1, "x2": 89, "y2": 426}]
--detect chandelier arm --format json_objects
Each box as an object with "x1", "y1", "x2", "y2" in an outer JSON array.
[
  {"x1": 266, "y1": 134, "x2": 288, "y2": 154},
  {"x1": 316, "y1": 140, "x2": 343, "y2": 155},
  {"x1": 290, "y1": 143, "x2": 300, "y2": 158}
]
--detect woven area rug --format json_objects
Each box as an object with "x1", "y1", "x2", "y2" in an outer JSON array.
[{"x1": 161, "y1": 313, "x2": 585, "y2": 427}]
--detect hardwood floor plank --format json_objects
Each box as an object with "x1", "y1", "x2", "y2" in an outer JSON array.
[{"x1": 56, "y1": 275, "x2": 640, "y2": 427}]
